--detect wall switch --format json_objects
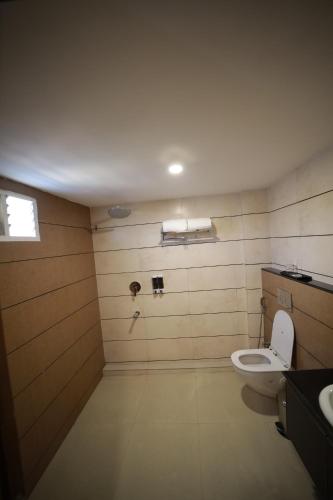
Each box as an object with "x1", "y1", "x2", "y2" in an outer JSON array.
[{"x1": 277, "y1": 288, "x2": 292, "y2": 309}]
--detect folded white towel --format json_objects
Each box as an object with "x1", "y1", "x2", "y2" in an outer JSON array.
[
  {"x1": 162, "y1": 218, "x2": 212, "y2": 234},
  {"x1": 162, "y1": 219, "x2": 187, "y2": 233},
  {"x1": 187, "y1": 218, "x2": 212, "y2": 232}
]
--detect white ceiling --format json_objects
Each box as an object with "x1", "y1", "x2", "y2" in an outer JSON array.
[{"x1": 0, "y1": 0, "x2": 333, "y2": 207}]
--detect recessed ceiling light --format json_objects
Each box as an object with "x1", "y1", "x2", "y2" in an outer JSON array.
[{"x1": 168, "y1": 163, "x2": 184, "y2": 175}]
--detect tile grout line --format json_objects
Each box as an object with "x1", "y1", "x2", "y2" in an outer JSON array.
[{"x1": 91, "y1": 187, "x2": 333, "y2": 230}]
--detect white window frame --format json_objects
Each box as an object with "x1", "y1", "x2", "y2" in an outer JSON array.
[{"x1": 0, "y1": 189, "x2": 40, "y2": 242}]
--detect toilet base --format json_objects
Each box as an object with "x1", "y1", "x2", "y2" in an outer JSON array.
[{"x1": 234, "y1": 367, "x2": 283, "y2": 398}]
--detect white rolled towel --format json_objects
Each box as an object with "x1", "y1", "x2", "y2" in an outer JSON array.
[
  {"x1": 162, "y1": 219, "x2": 187, "y2": 233},
  {"x1": 187, "y1": 218, "x2": 212, "y2": 232}
]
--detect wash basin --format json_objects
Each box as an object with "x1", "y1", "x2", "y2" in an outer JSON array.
[{"x1": 319, "y1": 384, "x2": 333, "y2": 427}]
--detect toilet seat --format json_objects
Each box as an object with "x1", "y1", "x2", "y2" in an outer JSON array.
[
  {"x1": 231, "y1": 348, "x2": 288, "y2": 373},
  {"x1": 230, "y1": 310, "x2": 294, "y2": 397}
]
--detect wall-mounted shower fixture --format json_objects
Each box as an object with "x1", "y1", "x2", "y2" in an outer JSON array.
[
  {"x1": 92, "y1": 205, "x2": 132, "y2": 232},
  {"x1": 108, "y1": 205, "x2": 131, "y2": 218},
  {"x1": 133, "y1": 310, "x2": 140, "y2": 319},
  {"x1": 129, "y1": 281, "x2": 141, "y2": 296},
  {"x1": 152, "y1": 275, "x2": 164, "y2": 294}
]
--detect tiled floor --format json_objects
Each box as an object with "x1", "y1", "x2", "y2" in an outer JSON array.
[{"x1": 30, "y1": 368, "x2": 317, "y2": 500}]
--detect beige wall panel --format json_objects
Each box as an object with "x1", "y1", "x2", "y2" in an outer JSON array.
[
  {"x1": 269, "y1": 236, "x2": 299, "y2": 268},
  {"x1": 299, "y1": 191, "x2": 333, "y2": 236},
  {"x1": 263, "y1": 315, "x2": 273, "y2": 344},
  {"x1": 189, "y1": 289, "x2": 246, "y2": 315},
  {"x1": 188, "y1": 265, "x2": 245, "y2": 291},
  {"x1": 299, "y1": 235, "x2": 333, "y2": 276},
  {"x1": 262, "y1": 270, "x2": 333, "y2": 328},
  {"x1": 246, "y1": 289, "x2": 262, "y2": 313},
  {"x1": 0, "y1": 177, "x2": 91, "y2": 228},
  {"x1": 186, "y1": 241, "x2": 244, "y2": 267},
  {"x1": 249, "y1": 338, "x2": 264, "y2": 348},
  {"x1": 91, "y1": 198, "x2": 183, "y2": 228},
  {"x1": 0, "y1": 253, "x2": 95, "y2": 309},
  {"x1": 241, "y1": 190, "x2": 268, "y2": 214},
  {"x1": 0, "y1": 224, "x2": 93, "y2": 263},
  {"x1": 243, "y1": 239, "x2": 271, "y2": 264},
  {"x1": 192, "y1": 334, "x2": 247, "y2": 359},
  {"x1": 147, "y1": 337, "x2": 194, "y2": 361},
  {"x1": 19, "y1": 347, "x2": 104, "y2": 482},
  {"x1": 99, "y1": 295, "x2": 144, "y2": 319},
  {"x1": 139, "y1": 245, "x2": 193, "y2": 271},
  {"x1": 3, "y1": 276, "x2": 98, "y2": 353},
  {"x1": 103, "y1": 340, "x2": 147, "y2": 362},
  {"x1": 245, "y1": 264, "x2": 264, "y2": 289},
  {"x1": 213, "y1": 217, "x2": 243, "y2": 241},
  {"x1": 190, "y1": 311, "x2": 247, "y2": 337},
  {"x1": 93, "y1": 223, "x2": 161, "y2": 251},
  {"x1": 242, "y1": 213, "x2": 270, "y2": 239},
  {"x1": 8, "y1": 300, "x2": 100, "y2": 396},
  {"x1": 181, "y1": 193, "x2": 241, "y2": 218},
  {"x1": 101, "y1": 317, "x2": 146, "y2": 341},
  {"x1": 296, "y1": 152, "x2": 333, "y2": 200},
  {"x1": 247, "y1": 313, "x2": 263, "y2": 338},
  {"x1": 14, "y1": 324, "x2": 102, "y2": 438},
  {"x1": 94, "y1": 248, "x2": 140, "y2": 274},
  {"x1": 269, "y1": 204, "x2": 300, "y2": 238},
  {"x1": 268, "y1": 169, "x2": 298, "y2": 211},
  {"x1": 144, "y1": 315, "x2": 190, "y2": 339},
  {"x1": 97, "y1": 268, "x2": 188, "y2": 296},
  {"x1": 143, "y1": 292, "x2": 189, "y2": 317}
]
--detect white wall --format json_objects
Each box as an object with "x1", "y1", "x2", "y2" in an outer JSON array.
[
  {"x1": 91, "y1": 190, "x2": 270, "y2": 369},
  {"x1": 91, "y1": 150, "x2": 333, "y2": 369},
  {"x1": 269, "y1": 149, "x2": 333, "y2": 284}
]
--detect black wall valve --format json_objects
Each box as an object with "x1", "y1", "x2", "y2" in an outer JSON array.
[{"x1": 129, "y1": 281, "x2": 141, "y2": 296}]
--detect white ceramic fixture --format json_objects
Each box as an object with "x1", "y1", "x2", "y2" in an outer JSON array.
[
  {"x1": 319, "y1": 385, "x2": 333, "y2": 427},
  {"x1": 231, "y1": 310, "x2": 294, "y2": 398}
]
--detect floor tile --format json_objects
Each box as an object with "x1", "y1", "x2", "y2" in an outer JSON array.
[
  {"x1": 199, "y1": 420, "x2": 316, "y2": 500},
  {"x1": 30, "y1": 421, "x2": 133, "y2": 500},
  {"x1": 29, "y1": 369, "x2": 316, "y2": 500},
  {"x1": 196, "y1": 368, "x2": 277, "y2": 423},
  {"x1": 77, "y1": 373, "x2": 146, "y2": 424},
  {"x1": 136, "y1": 371, "x2": 197, "y2": 423},
  {"x1": 114, "y1": 422, "x2": 202, "y2": 500}
]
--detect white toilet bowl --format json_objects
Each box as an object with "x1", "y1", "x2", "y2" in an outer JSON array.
[{"x1": 231, "y1": 310, "x2": 294, "y2": 398}]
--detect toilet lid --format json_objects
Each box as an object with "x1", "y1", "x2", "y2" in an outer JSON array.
[{"x1": 271, "y1": 310, "x2": 294, "y2": 367}]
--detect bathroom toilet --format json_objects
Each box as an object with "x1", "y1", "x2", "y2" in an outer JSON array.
[{"x1": 231, "y1": 310, "x2": 294, "y2": 398}]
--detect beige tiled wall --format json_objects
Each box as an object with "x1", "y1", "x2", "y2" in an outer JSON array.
[
  {"x1": 91, "y1": 191, "x2": 270, "y2": 368},
  {"x1": 268, "y1": 149, "x2": 333, "y2": 284}
]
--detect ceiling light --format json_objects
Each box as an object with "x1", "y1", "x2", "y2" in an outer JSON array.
[{"x1": 168, "y1": 163, "x2": 184, "y2": 175}]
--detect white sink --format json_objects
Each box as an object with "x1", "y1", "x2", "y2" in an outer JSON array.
[{"x1": 319, "y1": 384, "x2": 333, "y2": 426}]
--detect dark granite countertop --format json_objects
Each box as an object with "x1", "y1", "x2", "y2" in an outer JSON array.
[
  {"x1": 285, "y1": 369, "x2": 333, "y2": 439},
  {"x1": 262, "y1": 267, "x2": 333, "y2": 294}
]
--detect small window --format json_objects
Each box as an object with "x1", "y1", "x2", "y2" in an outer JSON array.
[{"x1": 0, "y1": 190, "x2": 40, "y2": 241}]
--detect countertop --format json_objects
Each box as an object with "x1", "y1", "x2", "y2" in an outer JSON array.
[{"x1": 262, "y1": 267, "x2": 333, "y2": 294}]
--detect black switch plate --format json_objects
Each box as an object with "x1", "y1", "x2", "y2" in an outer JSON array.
[{"x1": 152, "y1": 276, "x2": 159, "y2": 290}]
